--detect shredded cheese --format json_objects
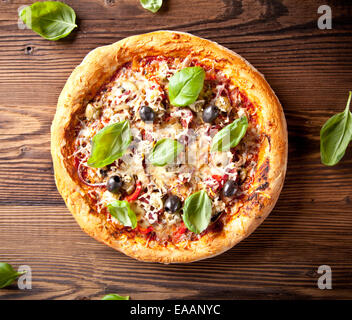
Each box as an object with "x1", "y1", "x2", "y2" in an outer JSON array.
[{"x1": 71, "y1": 55, "x2": 262, "y2": 243}]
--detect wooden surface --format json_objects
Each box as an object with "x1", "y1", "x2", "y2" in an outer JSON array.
[{"x1": 1, "y1": 0, "x2": 352, "y2": 300}]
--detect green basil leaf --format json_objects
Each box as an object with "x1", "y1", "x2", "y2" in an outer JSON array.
[
  {"x1": 149, "y1": 138, "x2": 184, "y2": 166},
  {"x1": 211, "y1": 116, "x2": 248, "y2": 152},
  {"x1": 102, "y1": 293, "x2": 130, "y2": 300},
  {"x1": 168, "y1": 67, "x2": 205, "y2": 107},
  {"x1": 321, "y1": 91, "x2": 352, "y2": 166},
  {"x1": 182, "y1": 190, "x2": 212, "y2": 234},
  {"x1": 108, "y1": 200, "x2": 137, "y2": 229},
  {"x1": 140, "y1": 0, "x2": 163, "y2": 13},
  {"x1": 19, "y1": 1, "x2": 77, "y2": 41},
  {"x1": 87, "y1": 120, "x2": 132, "y2": 168},
  {"x1": 0, "y1": 262, "x2": 26, "y2": 289}
]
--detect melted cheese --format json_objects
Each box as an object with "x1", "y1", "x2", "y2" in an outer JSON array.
[{"x1": 72, "y1": 55, "x2": 261, "y2": 242}]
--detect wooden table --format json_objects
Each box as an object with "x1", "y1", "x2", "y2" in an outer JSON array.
[{"x1": 0, "y1": 0, "x2": 351, "y2": 300}]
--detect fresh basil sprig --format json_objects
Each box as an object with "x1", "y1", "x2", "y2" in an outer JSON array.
[
  {"x1": 140, "y1": 0, "x2": 163, "y2": 13},
  {"x1": 19, "y1": 1, "x2": 77, "y2": 41},
  {"x1": 182, "y1": 190, "x2": 212, "y2": 234},
  {"x1": 211, "y1": 116, "x2": 248, "y2": 152},
  {"x1": 0, "y1": 262, "x2": 26, "y2": 289},
  {"x1": 321, "y1": 91, "x2": 352, "y2": 166},
  {"x1": 149, "y1": 138, "x2": 184, "y2": 166},
  {"x1": 102, "y1": 293, "x2": 130, "y2": 300},
  {"x1": 108, "y1": 200, "x2": 137, "y2": 229},
  {"x1": 87, "y1": 120, "x2": 132, "y2": 168},
  {"x1": 168, "y1": 67, "x2": 205, "y2": 107}
]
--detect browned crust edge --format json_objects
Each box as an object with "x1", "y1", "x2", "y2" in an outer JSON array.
[{"x1": 51, "y1": 31, "x2": 288, "y2": 264}]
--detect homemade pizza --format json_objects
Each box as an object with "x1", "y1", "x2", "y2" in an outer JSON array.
[{"x1": 51, "y1": 31, "x2": 287, "y2": 263}]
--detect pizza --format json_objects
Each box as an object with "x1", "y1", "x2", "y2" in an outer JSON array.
[{"x1": 51, "y1": 31, "x2": 287, "y2": 263}]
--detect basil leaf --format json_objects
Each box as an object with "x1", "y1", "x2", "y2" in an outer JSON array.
[
  {"x1": 168, "y1": 67, "x2": 205, "y2": 107},
  {"x1": 0, "y1": 262, "x2": 26, "y2": 289},
  {"x1": 182, "y1": 190, "x2": 212, "y2": 234},
  {"x1": 140, "y1": 0, "x2": 163, "y2": 13},
  {"x1": 19, "y1": 1, "x2": 77, "y2": 41},
  {"x1": 102, "y1": 293, "x2": 130, "y2": 300},
  {"x1": 321, "y1": 91, "x2": 352, "y2": 166},
  {"x1": 87, "y1": 120, "x2": 132, "y2": 168},
  {"x1": 108, "y1": 200, "x2": 137, "y2": 229},
  {"x1": 149, "y1": 138, "x2": 184, "y2": 166},
  {"x1": 211, "y1": 116, "x2": 248, "y2": 152}
]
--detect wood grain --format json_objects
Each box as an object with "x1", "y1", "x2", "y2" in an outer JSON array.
[{"x1": 1, "y1": 0, "x2": 352, "y2": 300}]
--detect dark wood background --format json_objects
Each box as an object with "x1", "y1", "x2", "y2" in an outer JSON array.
[{"x1": 0, "y1": 0, "x2": 351, "y2": 300}]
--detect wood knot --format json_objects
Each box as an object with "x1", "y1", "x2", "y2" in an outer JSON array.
[
  {"x1": 20, "y1": 146, "x2": 30, "y2": 153},
  {"x1": 104, "y1": 0, "x2": 115, "y2": 6},
  {"x1": 75, "y1": 295, "x2": 91, "y2": 300},
  {"x1": 24, "y1": 46, "x2": 34, "y2": 55},
  {"x1": 306, "y1": 269, "x2": 319, "y2": 278}
]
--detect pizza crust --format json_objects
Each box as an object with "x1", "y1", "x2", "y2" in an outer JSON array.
[{"x1": 51, "y1": 31, "x2": 287, "y2": 263}]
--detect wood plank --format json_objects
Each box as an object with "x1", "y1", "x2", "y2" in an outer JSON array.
[
  {"x1": 0, "y1": 1, "x2": 351, "y2": 105},
  {"x1": 0, "y1": 206, "x2": 351, "y2": 300}
]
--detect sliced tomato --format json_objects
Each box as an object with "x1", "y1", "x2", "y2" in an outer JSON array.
[
  {"x1": 212, "y1": 174, "x2": 228, "y2": 188},
  {"x1": 137, "y1": 225, "x2": 154, "y2": 234},
  {"x1": 173, "y1": 222, "x2": 187, "y2": 241},
  {"x1": 212, "y1": 175, "x2": 222, "y2": 182},
  {"x1": 74, "y1": 157, "x2": 80, "y2": 169},
  {"x1": 125, "y1": 181, "x2": 142, "y2": 202}
]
